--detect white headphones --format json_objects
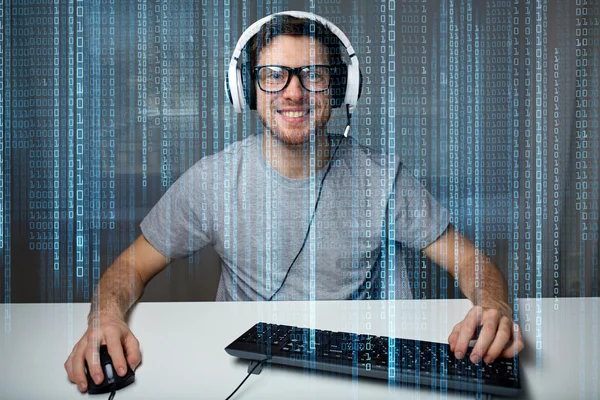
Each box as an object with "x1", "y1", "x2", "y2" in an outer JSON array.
[{"x1": 225, "y1": 10, "x2": 362, "y2": 121}]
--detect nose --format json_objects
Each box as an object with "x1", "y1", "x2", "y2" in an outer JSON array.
[{"x1": 282, "y1": 74, "x2": 304, "y2": 100}]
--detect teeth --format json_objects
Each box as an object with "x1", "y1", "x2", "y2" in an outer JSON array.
[{"x1": 280, "y1": 110, "x2": 308, "y2": 117}]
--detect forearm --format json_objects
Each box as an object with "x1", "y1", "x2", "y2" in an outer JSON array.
[
  {"x1": 424, "y1": 226, "x2": 511, "y2": 315},
  {"x1": 88, "y1": 252, "x2": 146, "y2": 325},
  {"x1": 455, "y1": 249, "x2": 511, "y2": 315}
]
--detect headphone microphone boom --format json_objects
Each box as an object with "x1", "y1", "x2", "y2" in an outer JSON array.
[{"x1": 225, "y1": 11, "x2": 362, "y2": 137}]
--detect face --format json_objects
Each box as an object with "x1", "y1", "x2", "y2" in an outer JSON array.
[{"x1": 255, "y1": 35, "x2": 332, "y2": 145}]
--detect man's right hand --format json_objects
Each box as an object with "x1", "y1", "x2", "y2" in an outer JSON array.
[{"x1": 64, "y1": 314, "x2": 142, "y2": 393}]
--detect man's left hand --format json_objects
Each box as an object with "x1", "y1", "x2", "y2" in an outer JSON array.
[{"x1": 448, "y1": 305, "x2": 524, "y2": 364}]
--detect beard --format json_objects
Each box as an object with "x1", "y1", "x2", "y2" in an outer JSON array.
[{"x1": 258, "y1": 107, "x2": 330, "y2": 146}]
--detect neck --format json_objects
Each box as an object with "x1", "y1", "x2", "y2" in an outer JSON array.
[{"x1": 262, "y1": 130, "x2": 332, "y2": 179}]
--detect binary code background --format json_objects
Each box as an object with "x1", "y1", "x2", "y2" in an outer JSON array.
[{"x1": 0, "y1": 0, "x2": 598, "y2": 304}]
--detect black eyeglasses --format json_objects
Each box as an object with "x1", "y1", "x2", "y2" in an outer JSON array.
[{"x1": 254, "y1": 65, "x2": 332, "y2": 93}]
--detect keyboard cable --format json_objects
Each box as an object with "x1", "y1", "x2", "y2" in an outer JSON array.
[{"x1": 225, "y1": 358, "x2": 268, "y2": 400}]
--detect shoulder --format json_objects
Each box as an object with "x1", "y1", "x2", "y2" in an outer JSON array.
[
  {"x1": 186, "y1": 134, "x2": 258, "y2": 172},
  {"x1": 337, "y1": 135, "x2": 400, "y2": 171},
  {"x1": 168, "y1": 135, "x2": 258, "y2": 195},
  {"x1": 220, "y1": 134, "x2": 259, "y2": 158}
]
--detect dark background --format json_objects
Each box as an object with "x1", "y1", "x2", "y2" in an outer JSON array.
[{"x1": 1, "y1": 0, "x2": 599, "y2": 304}]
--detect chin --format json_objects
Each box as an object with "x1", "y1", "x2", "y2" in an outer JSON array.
[
  {"x1": 260, "y1": 115, "x2": 328, "y2": 146},
  {"x1": 274, "y1": 131, "x2": 312, "y2": 145},
  {"x1": 263, "y1": 122, "x2": 313, "y2": 146}
]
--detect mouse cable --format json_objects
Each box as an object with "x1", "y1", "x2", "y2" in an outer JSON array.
[
  {"x1": 225, "y1": 358, "x2": 268, "y2": 400},
  {"x1": 108, "y1": 389, "x2": 116, "y2": 400}
]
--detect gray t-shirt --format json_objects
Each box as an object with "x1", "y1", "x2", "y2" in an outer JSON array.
[{"x1": 140, "y1": 133, "x2": 450, "y2": 301}]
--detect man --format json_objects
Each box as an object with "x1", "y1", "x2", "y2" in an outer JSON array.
[{"x1": 65, "y1": 12, "x2": 524, "y2": 393}]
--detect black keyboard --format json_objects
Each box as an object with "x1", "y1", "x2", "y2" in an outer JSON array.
[{"x1": 225, "y1": 322, "x2": 522, "y2": 397}]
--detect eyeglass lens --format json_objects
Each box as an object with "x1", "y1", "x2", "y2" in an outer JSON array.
[{"x1": 257, "y1": 66, "x2": 330, "y2": 92}]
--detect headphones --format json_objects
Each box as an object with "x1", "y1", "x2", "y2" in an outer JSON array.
[{"x1": 225, "y1": 11, "x2": 363, "y2": 125}]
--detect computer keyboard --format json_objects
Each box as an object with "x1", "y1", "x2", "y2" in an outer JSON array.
[{"x1": 225, "y1": 322, "x2": 522, "y2": 397}]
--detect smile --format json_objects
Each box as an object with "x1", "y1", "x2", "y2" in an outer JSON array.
[{"x1": 277, "y1": 109, "x2": 311, "y2": 118}]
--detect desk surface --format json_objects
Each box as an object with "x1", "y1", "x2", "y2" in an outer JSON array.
[{"x1": 1, "y1": 298, "x2": 599, "y2": 400}]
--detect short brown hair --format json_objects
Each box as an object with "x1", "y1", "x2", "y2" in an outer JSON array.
[{"x1": 248, "y1": 15, "x2": 344, "y2": 69}]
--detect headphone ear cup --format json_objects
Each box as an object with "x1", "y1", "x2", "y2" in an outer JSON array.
[
  {"x1": 225, "y1": 73, "x2": 234, "y2": 106},
  {"x1": 236, "y1": 65, "x2": 246, "y2": 109},
  {"x1": 250, "y1": 81, "x2": 257, "y2": 110},
  {"x1": 357, "y1": 67, "x2": 363, "y2": 101},
  {"x1": 330, "y1": 64, "x2": 348, "y2": 108},
  {"x1": 249, "y1": 64, "x2": 257, "y2": 110},
  {"x1": 241, "y1": 61, "x2": 254, "y2": 110}
]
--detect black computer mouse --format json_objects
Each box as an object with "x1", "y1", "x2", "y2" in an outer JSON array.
[{"x1": 85, "y1": 345, "x2": 135, "y2": 394}]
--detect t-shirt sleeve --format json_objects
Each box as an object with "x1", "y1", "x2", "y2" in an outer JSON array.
[
  {"x1": 140, "y1": 161, "x2": 213, "y2": 259},
  {"x1": 394, "y1": 164, "x2": 450, "y2": 250}
]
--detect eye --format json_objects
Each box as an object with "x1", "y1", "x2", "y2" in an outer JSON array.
[
  {"x1": 302, "y1": 67, "x2": 325, "y2": 82},
  {"x1": 265, "y1": 67, "x2": 285, "y2": 81}
]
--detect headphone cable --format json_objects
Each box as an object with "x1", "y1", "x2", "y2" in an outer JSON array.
[
  {"x1": 267, "y1": 136, "x2": 343, "y2": 301},
  {"x1": 225, "y1": 136, "x2": 343, "y2": 399},
  {"x1": 343, "y1": 104, "x2": 352, "y2": 137}
]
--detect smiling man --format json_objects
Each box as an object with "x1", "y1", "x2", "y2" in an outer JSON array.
[
  {"x1": 252, "y1": 22, "x2": 340, "y2": 179},
  {"x1": 256, "y1": 34, "x2": 334, "y2": 177},
  {"x1": 65, "y1": 12, "x2": 523, "y2": 393}
]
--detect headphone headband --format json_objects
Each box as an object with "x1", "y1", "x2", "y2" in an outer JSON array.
[
  {"x1": 226, "y1": 11, "x2": 361, "y2": 115},
  {"x1": 231, "y1": 11, "x2": 356, "y2": 63}
]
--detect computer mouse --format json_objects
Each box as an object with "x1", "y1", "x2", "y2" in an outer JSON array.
[{"x1": 85, "y1": 345, "x2": 135, "y2": 394}]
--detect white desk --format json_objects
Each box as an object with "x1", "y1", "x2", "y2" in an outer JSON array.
[{"x1": 1, "y1": 298, "x2": 599, "y2": 399}]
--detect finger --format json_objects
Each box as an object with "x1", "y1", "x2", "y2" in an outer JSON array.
[
  {"x1": 85, "y1": 335, "x2": 105, "y2": 386},
  {"x1": 448, "y1": 323, "x2": 462, "y2": 352},
  {"x1": 106, "y1": 336, "x2": 128, "y2": 377},
  {"x1": 454, "y1": 306, "x2": 484, "y2": 359},
  {"x1": 71, "y1": 339, "x2": 92, "y2": 392},
  {"x1": 480, "y1": 315, "x2": 511, "y2": 363},
  {"x1": 501, "y1": 323, "x2": 525, "y2": 358},
  {"x1": 65, "y1": 341, "x2": 87, "y2": 389},
  {"x1": 123, "y1": 333, "x2": 142, "y2": 371},
  {"x1": 64, "y1": 341, "x2": 80, "y2": 383},
  {"x1": 470, "y1": 309, "x2": 501, "y2": 363}
]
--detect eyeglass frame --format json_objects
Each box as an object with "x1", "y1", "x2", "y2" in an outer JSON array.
[{"x1": 253, "y1": 64, "x2": 333, "y2": 93}]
